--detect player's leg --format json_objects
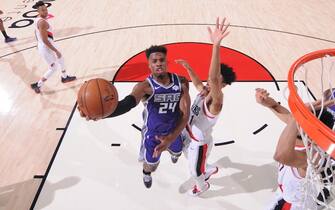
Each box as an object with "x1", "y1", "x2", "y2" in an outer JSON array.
[
  {"x1": 57, "y1": 55, "x2": 76, "y2": 83},
  {"x1": 142, "y1": 135, "x2": 160, "y2": 188},
  {"x1": 0, "y1": 19, "x2": 16, "y2": 43},
  {"x1": 204, "y1": 138, "x2": 218, "y2": 181},
  {"x1": 181, "y1": 130, "x2": 191, "y2": 159},
  {"x1": 138, "y1": 132, "x2": 145, "y2": 162},
  {"x1": 187, "y1": 140, "x2": 210, "y2": 196},
  {"x1": 31, "y1": 47, "x2": 58, "y2": 93},
  {"x1": 51, "y1": 40, "x2": 76, "y2": 83},
  {"x1": 167, "y1": 135, "x2": 183, "y2": 163}
]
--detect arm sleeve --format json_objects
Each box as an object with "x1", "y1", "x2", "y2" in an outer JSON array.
[{"x1": 104, "y1": 95, "x2": 137, "y2": 118}]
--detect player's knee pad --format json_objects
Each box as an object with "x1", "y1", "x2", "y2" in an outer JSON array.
[{"x1": 143, "y1": 162, "x2": 159, "y2": 172}]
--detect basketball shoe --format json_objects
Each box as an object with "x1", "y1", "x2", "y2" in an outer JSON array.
[
  {"x1": 143, "y1": 171, "x2": 152, "y2": 188},
  {"x1": 5, "y1": 37, "x2": 16, "y2": 43},
  {"x1": 30, "y1": 83, "x2": 41, "y2": 94},
  {"x1": 61, "y1": 75, "x2": 77, "y2": 83},
  {"x1": 189, "y1": 182, "x2": 210, "y2": 196},
  {"x1": 171, "y1": 155, "x2": 179, "y2": 164}
]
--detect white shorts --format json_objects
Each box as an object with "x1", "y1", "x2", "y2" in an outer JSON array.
[{"x1": 37, "y1": 39, "x2": 63, "y2": 68}]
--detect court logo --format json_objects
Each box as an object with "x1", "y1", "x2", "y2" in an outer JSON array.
[
  {"x1": 1, "y1": 0, "x2": 55, "y2": 29},
  {"x1": 113, "y1": 42, "x2": 273, "y2": 83}
]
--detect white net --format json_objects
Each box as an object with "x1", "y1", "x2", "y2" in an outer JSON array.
[
  {"x1": 291, "y1": 52, "x2": 335, "y2": 209},
  {"x1": 298, "y1": 129, "x2": 335, "y2": 209}
]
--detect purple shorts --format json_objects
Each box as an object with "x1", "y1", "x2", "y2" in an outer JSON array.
[{"x1": 144, "y1": 134, "x2": 182, "y2": 164}]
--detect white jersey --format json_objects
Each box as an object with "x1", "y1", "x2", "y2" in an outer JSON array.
[
  {"x1": 34, "y1": 16, "x2": 63, "y2": 67},
  {"x1": 278, "y1": 164, "x2": 304, "y2": 208},
  {"x1": 186, "y1": 94, "x2": 220, "y2": 144},
  {"x1": 35, "y1": 17, "x2": 54, "y2": 48},
  {"x1": 276, "y1": 146, "x2": 317, "y2": 210}
]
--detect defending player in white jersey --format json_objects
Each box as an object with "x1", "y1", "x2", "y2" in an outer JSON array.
[
  {"x1": 30, "y1": 1, "x2": 76, "y2": 94},
  {"x1": 176, "y1": 17, "x2": 236, "y2": 196},
  {"x1": 255, "y1": 88, "x2": 335, "y2": 210}
]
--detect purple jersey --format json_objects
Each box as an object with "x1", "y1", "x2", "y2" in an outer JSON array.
[{"x1": 142, "y1": 73, "x2": 182, "y2": 136}]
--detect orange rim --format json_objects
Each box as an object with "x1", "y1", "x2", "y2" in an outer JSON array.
[{"x1": 288, "y1": 49, "x2": 335, "y2": 158}]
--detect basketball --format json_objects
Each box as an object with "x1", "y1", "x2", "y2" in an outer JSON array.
[{"x1": 77, "y1": 78, "x2": 118, "y2": 119}]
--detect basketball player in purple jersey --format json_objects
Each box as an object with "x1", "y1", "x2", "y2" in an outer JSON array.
[{"x1": 79, "y1": 45, "x2": 190, "y2": 188}]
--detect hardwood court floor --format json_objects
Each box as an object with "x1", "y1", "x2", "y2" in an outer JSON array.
[
  {"x1": 0, "y1": 1, "x2": 335, "y2": 209},
  {"x1": 32, "y1": 82, "x2": 306, "y2": 210}
]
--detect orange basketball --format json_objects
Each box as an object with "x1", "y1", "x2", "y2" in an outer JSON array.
[{"x1": 77, "y1": 78, "x2": 118, "y2": 119}]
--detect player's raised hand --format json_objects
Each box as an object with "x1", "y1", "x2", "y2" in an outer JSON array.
[
  {"x1": 207, "y1": 17, "x2": 230, "y2": 46},
  {"x1": 255, "y1": 88, "x2": 278, "y2": 108},
  {"x1": 175, "y1": 59, "x2": 191, "y2": 69}
]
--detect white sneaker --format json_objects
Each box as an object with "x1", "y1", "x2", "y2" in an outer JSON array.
[
  {"x1": 205, "y1": 166, "x2": 218, "y2": 181},
  {"x1": 188, "y1": 182, "x2": 210, "y2": 196}
]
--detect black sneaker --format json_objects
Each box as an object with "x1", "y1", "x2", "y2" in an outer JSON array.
[
  {"x1": 171, "y1": 155, "x2": 179, "y2": 164},
  {"x1": 143, "y1": 174, "x2": 152, "y2": 188},
  {"x1": 5, "y1": 37, "x2": 17, "y2": 43},
  {"x1": 30, "y1": 83, "x2": 41, "y2": 94},
  {"x1": 61, "y1": 75, "x2": 76, "y2": 83}
]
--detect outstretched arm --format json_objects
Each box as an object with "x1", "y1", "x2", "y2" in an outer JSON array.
[
  {"x1": 255, "y1": 88, "x2": 307, "y2": 167},
  {"x1": 208, "y1": 17, "x2": 229, "y2": 86},
  {"x1": 273, "y1": 116, "x2": 307, "y2": 168},
  {"x1": 78, "y1": 81, "x2": 150, "y2": 120},
  {"x1": 307, "y1": 99, "x2": 335, "y2": 112},
  {"x1": 255, "y1": 88, "x2": 291, "y2": 124},
  {"x1": 255, "y1": 88, "x2": 335, "y2": 124},
  {"x1": 207, "y1": 17, "x2": 230, "y2": 114},
  {"x1": 104, "y1": 81, "x2": 148, "y2": 118},
  {"x1": 175, "y1": 59, "x2": 204, "y2": 92}
]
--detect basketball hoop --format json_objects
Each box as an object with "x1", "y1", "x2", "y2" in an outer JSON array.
[{"x1": 288, "y1": 49, "x2": 335, "y2": 209}]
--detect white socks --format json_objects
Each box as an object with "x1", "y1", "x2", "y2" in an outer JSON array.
[{"x1": 61, "y1": 70, "x2": 68, "y2": 79}]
